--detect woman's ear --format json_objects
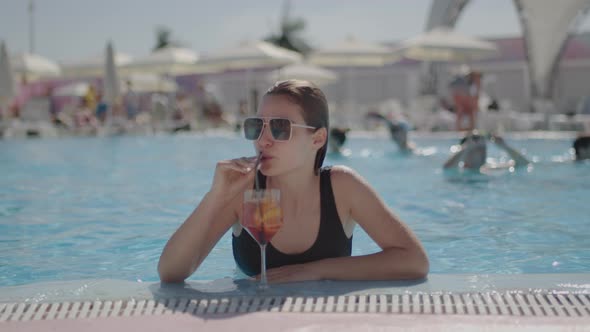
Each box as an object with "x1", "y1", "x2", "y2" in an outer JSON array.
[{"x1": 312, "y1": 127, "x2": 327, "y2": 148}]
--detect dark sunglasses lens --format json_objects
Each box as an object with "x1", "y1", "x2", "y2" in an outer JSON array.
[
  {"x1": 270, "y1": 119, "x2": 291, "y2": 140},
  {"x1": 244, "y1": 118, "x2": 263, "y2": 140}
]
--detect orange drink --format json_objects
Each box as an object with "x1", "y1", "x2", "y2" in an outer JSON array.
[{"x1": 242, "y1": 189, "x2": 282, "y2": 289}]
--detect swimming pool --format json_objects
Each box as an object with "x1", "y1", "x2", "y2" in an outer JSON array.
[{"x1": 1, "y1": 132, "x2": 588, "y2": 288}]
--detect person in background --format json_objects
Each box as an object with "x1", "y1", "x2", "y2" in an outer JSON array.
[
  {"x1": 73, "y1": 97, "x2": 99, "y2": 135},
  {"x1": 443, "y1": 130, "x2": 530, "y2": 171},
  {"x1": 84, "y1": 85, "x2": 98, "y2": 114},
  {"x1": 124, "y1": 80, "x2": 140, "y2": 120},
  {"x1": 235, "y1": 99, "x2": 249, "y2": 131},
  {"x1": 94, "y1": 91, "x2": 108, "y2": 125},
  {"x1": 573, "y1": 135, "x2": 590, "y2": 161},
  {"x1": 158, "y1": 79, "x2": 428, "y2": 284},
  {"x1": 449, "y1": 67, "x2": 482, "y2": 131},
  {"x1": 366, "y1": 111, "x2": 416, "y2": 153},
  {"x1": 328, "y1": 127, "x2": 350, "y2": 154},
  {"x1": 172, "y1": 92, "x2": 191, "y2": 132},
  {"x1": 44, "y1": 86, "x2": 60, "y2": 126}
]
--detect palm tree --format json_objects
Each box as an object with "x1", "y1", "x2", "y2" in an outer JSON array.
[{"x1": 265, "y1": 0, "x2": 312, "y2": 55}]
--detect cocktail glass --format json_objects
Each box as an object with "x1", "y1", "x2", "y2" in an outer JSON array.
[{"x1": 242, "y1": 189, "x2": 283, "y2": 289}]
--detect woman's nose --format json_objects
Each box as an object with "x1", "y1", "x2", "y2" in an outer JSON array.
[{"x1": 256, "y1": 123, "x2": 273, "y2": 148}]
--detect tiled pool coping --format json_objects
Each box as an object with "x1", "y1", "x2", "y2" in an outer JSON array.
[
  {"x1": 1, "y1": 274, "x2": 588, "y2": 331},
  {"x1": 1, "y1": 274, "x2": 588, "y2": 304}
]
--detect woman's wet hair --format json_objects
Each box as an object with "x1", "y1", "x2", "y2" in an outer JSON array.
[
  {"x1": 459, "y1": 131, "x2": 485, "y2": 145},
  {"x1": 573, "y1": 135, "x2": 590, "y2": 159},
  {"x1": 388, "y1": 121, "x2": 409, "y2": 134},
  {"x1": 330, "y1": 128, "x2": 348, "y2": 146},
  {"x1": 264, "y1": 80, "x2": 329, "y2": 175}
]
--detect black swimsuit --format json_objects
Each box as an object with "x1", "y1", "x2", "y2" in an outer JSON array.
[{"x1": 232, "y1": 167, "x2": 353, "y2": 276}]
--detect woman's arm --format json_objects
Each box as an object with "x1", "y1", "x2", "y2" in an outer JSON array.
[
  {"x1": 158, "y1": 157, "x2": 258, "y2": 283},
  {"x1": 491, "y1": 136, "x2": 530, "y2": 167},
  {"x1": 323, "y1": 166, "x2": 428, "y2": 280},
  {"x1": 443, "y1": 145, "x2": 465, "y2": 169},
  {"x1": 265, "y1": 166, "x2": 429, "y2": 283},
  {"x1": 157, "y1": 191, "x2": 239, "y2": 283}
]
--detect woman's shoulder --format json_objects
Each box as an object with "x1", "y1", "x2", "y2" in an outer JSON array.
[{"x1": 325, "y1": 165, "x2": 367, "y2": 187}]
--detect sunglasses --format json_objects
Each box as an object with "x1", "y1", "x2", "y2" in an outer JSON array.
[{"x1": 243, "y1": 117, "x2": 317, "y2": 141}]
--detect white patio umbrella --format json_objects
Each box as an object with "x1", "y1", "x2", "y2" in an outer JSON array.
[
  {"x1": 308, "y1": 36, "x2": 398, "y2": 67},
  {"x1": 195, "y1": 40, "x2": 303, "y2": 114},
  {"x1": 52, "y1": 82, "x2": 90, "y2": 97},
  {"x1": 122, "y1": 73, "x2": 178, "y2": 93},
  {"x1": 10, "y1": 53, "x2": 61, "y2": 80},
  {"x1": 392, "y1": 27, "x2": 498, "y2": 62},
  {"x1": 308, "y1": 37, "x2": 398, "y2": 127},
  {"x1": 62, "y1": 51, "x2": 133, "y2": 78},
  {"x1": 0, "y1": 42, "x2": 16, "y2": 100},
  {"x1": 194, "y1": 40, "x2": 302, "y2": 72},
  {"x1": 123, "y1": 47, "x2": 199, "y2": 75},
  {"x1": 103, "y1": 41, "x2": 121, "y2": 105},
  {"x1": 0, "y1": 42, "x2": 16, "y2": 120},
  {"x1": 266, "y1": 62, "x2": 338, "y2": 86}
]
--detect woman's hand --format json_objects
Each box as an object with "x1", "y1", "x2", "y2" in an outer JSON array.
[
  {"x1": 259, "y1": 263, "x2": 322, "y2": 284},
  {"x1": 489, "y1": 134, "x2": 506, "y2": 146},
  {"x1": 209, "y1": 156, "x2": 258, "y2": 201}
]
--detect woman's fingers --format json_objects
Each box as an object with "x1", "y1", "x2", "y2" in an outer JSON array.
[
  {"x1": 218, "y1": 156, "x2": 258, "y2": 174},
  {"x1": 258, "y1": 265, "x2": 312, "y2": 284},
  {"x1": 210, "y1": 156, "x2": 259, "y2": 197},
  {"x1": 233, "y1": 156, "x2": 257, "y2": 172}
]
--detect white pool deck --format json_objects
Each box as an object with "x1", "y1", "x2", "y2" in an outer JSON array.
[{"x1": 1, "y1": 274, "x2": 589, "y2": 331}]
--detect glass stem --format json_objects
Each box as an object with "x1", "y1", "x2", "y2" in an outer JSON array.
[{"x1": 259, "y1": 243, "x2": 268, "y2": 289}]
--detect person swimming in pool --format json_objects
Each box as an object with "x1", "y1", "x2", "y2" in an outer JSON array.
[
  {"x1": 443, "y1": 130, "x2": 530, "y2": 172},
  {"x1": 158, "y1": 80, "x2": 428, "y2": 284},
  {"x1": 572, "y1": 135, "x2": 590, "y2": 161},
  {"x1": 328, "y1": 127, "x2": 350, "y2": 154},
  {"x1": 366, "y1": 111, "x2": 416, "y2": 153}
]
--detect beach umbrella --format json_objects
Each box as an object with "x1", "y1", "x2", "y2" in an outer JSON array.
[
  {"x1": 62, "y1": 51, "x2": 132, "y2": 78},
  {"x1": 52, "y1": 81, "x2": 90, "y2": 97},
  {"x1": 123, "y1": 47, "x2": 199, "y2": 75},
  {"x1": 122, "y1": 73, "x2": 178, "y2": 93},
  {"x1": 0, "y1": 41, "x2": 16, "y2": 121},
  {"x1": 0, "y1": 42, "x2": 16, "y2": 101},
  {"x1": 308, "y1": 36, "x2": 398, "y2": 67},
  {"x1": 194, "y1": 40, "x2": 302, "y2": 72},
  {"x1": 393, "y1": 27, "x2": 498, "y2": 97},
  {"x1": 308, "y1": 37, "x2": 398, "y2": 127},
  {"x1": 194, "y1": 40, "x2": 303, "y2": 114},
  {"x1": 392, "y1": 27, "x2": 498, "y2": 62},
  {"x1": 10, "y1": 53, "x2": 61, "y2": 80},
  {"x1": 103, "y1": 41, "x2": 121, "y2": 105},
  {"x1": 266, "y1": 62, "x2": 338, "y2": 86}
]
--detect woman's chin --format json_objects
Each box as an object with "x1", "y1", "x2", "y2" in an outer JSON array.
[{"x1": 259, "y1": 165, "x2": 278, "y2": 177}]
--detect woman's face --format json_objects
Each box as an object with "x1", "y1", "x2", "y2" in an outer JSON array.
[{"x1": 255, "y1": 95, "x2": 321, "y2": 176}]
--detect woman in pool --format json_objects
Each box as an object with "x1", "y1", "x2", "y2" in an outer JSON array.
[
  {"x1": 443, "y1": 130, "x2": 530, "y2": 171},
  {"x1": 366, "y1": 111, "x2": 416, "y2": 153},
  {"x1": 158, "y1": 80, "x2": 429, "y2": 283},
  {"x1": 573, "y1": 135, "x2": 590, "y2": 161}
]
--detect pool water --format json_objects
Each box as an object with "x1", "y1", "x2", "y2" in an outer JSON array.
[{"x1": 1, "y1": 132, "x2": 588, "y2": 287}]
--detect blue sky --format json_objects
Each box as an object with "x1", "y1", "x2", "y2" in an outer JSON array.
[{"x1": 1, "y1": 0, "x2": 589, "y2": 62}]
